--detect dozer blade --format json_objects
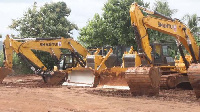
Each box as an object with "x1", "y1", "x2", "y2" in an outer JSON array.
[
  {"x1": 188, "y1": 64, "x2": 200, "y2": 98},
  {"x1": 98, "y1": 67, "x2": 129, "y2": 90},
  {"x1": 125, "y1": 67, "x2": 161, "y2": 96},
  {"x1": 63, "y1": 67, "x2": 97, "y2": 87},
  {"x1": 45, "y1": 71, "x2": 66, "y2": 85},
  {"x1": 0, "y1": 67, "x2": 12, "y2": 83}
]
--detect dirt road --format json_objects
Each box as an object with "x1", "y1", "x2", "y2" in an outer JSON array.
[{"x1": 0, "y1": 75, "x2": 199, "y2": 112}]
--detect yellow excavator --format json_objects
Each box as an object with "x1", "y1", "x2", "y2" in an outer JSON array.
[
  {"x1": 126, "y1": 2, "x2": 200, "y2": 97},
  {"x1": 1, "y1": 35, "x2": 114, "y2": 86},
  {"x1": 1, "y1": 35, "x2": 92, "y2": 85}
]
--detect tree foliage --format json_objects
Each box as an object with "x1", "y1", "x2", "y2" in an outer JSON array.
[
  {"x1": 79, "y1": 0, "x2": 180, "y2": 58},
  {"x1": 12, "y1": 53, "x2": 33, "y2": 74},
  {"x1": 0, "y1": 50, "x2": 32, "y2": 74},
  {"x1": 153, "y1": 0, "x2": 177, "y2": 17},
  {"x1": 78, "y1": 14, "x2": 106, "y2": 47},
  {"x1": 0, "y1": 51, "x2": 3, "y2": 67},
  {"x1": 78, "y1": 0, "x2": 149, "y2": 48},
  {"x1": 183, "y1": 14, "x2": 200, "y2": 40},
  {"x1": 9, "y1": 2, "x2": 77, "y2": 38},
  {"x1": 7, "y1": 2, "x2": 78, "y2": 74}
]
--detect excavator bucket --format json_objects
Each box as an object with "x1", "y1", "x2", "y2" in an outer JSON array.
[
  {"x1": 98, "y1": 67, "x2": 129, "y2": 90},
  {"x1": 63, "y1": 67, "x2": 98, "y2": 87},
  {"x1": 125, "y1": 67, "x2": 161, "y2": 96},
  {"x1": 0, "y1": 67, "x2": 12, "y2": 83},
  {"x1": 45, "y1": 71, "x2": 66, "y2": 85},
  {"x1": 188, "y1": 64, "x2": 200, "y2": 98}
]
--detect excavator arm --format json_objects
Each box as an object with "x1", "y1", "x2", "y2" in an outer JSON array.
[
  {"x1": 2, "y1": 35, "x2": 115, "y2": 86},
  {"x1": 129, "y1": 3, "x2": 153, "y2": 66}
]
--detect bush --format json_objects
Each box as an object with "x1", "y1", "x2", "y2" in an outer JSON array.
[
  {"x1": 12, "y1": 53, "x2": 33, "y2": 75},
  {"x1": 0, "y1": 51, "x2": 3, "y2": 67},
  {"x1": 0, "y1": 50, "x2": 33, "y2": 75}
]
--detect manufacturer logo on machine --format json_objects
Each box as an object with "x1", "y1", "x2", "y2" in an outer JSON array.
[
  {"x1": 158, "y1": 21, "x2": 177, "y2": 32},
  {"x1": 40, "y1": 42, "x2": 62, "y2": 46},
  {"x1": 58, "y1": 42, "x2": 62, "y2": 46}
]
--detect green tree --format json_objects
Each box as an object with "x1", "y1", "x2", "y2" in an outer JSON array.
[
  {"x1": 0, "y1": 41, "x2": 2, "y2": 51},
  {"x1": 8, "y1": 2, "x2": 77, "y2": 74},
  {"x1": 12, "y1": 53, "x2": 33, "y2": 74},
  {"x1": 78, "y1": 14, "x2": 106, "y2": 47},
  {"x1": 0, "y1": 50, "x2": 32, "y2": 74},
  {"x1": 0, "y1": 51, "x2": 3, "y2": 67},
  {"x1": 183, "y1": 14, "x2": 200, "y2": 40},
  {"x1": 9, "y1": 2, "x2": 77, "y2": 38},
  {"x1": 153, "y1": 0, "x2": 177, "y2": 17},
  {"x1": 78, "y1": 0, "x2": 149, "y2": 48}
]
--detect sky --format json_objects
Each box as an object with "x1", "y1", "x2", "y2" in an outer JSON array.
[{"x1": 0, "y1": 0, "x2": 200, "y2": 41}]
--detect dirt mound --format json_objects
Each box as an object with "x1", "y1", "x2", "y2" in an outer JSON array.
[{"x1": 1, "y1": 74, "x2": 62, "y2": 88}]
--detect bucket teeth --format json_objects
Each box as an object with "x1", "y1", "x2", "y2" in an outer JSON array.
[{"x1": 125, "y1": 67, "x2": 161, "y2": 96}]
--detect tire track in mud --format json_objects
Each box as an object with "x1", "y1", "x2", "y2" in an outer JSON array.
[{"x1": 87, "y1": 88, "x2": 200, "y2": 104}]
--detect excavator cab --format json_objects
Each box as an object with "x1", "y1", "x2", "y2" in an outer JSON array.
[
  {"x1": 151, "y1": 42, "x2": 175, "y2": 66},
  {"x1": 58, "y1": 53, "x2": 76, "y2": 70},
  {"x1": 122, "y1": 43, "x2": 175, "y2": 67}
]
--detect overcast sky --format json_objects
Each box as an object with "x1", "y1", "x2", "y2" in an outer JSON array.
[{"x1": 0, "y1": 0, "x2": 200, "y2": 41}]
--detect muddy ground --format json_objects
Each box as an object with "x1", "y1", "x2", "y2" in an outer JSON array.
[{"x1": 0, "y1": 75, "x2": 199, "y2": 112}]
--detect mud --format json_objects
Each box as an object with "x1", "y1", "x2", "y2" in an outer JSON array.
[{"x1": 0, "y1": 75, "x2": 199, "y2": 112}]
